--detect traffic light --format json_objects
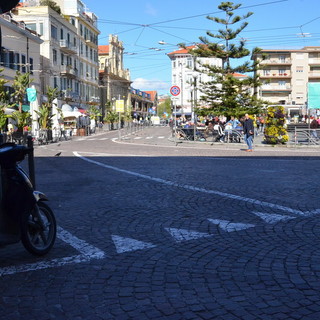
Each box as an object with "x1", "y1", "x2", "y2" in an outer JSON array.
[{"x1": 0, "y1": 0, "x2": 19, "y2": 13}]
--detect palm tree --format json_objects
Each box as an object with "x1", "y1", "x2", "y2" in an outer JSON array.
[{"x1": 12, "y1": 71, "x2": 32, "y2": 113}]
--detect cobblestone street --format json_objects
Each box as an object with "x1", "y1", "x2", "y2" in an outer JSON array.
[{"x1": 1, "y1": 126, "x2": 320, "y2": 319}]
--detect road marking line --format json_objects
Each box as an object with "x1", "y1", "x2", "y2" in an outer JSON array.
[
  {"x1": 112, "y1": 235, "x2": 156, "y2": 253},
  {"x1": 208, "y1": 219, "x2": 255, "y2": 232},
  {"x1": 165, "y1": 228, "x2": 212, "y2": 242},
  {"x1": 73, "y1": 152, "x2": 307, "y2": 216},
  {"x1": 252, "y1": 211, "x2": 295, "y2": 223},
  {"x1": 0, "y1": 227, "x2": 105, "y2": 276}
]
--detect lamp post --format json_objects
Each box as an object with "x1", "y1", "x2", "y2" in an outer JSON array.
[{"x1": 192, "y1": 72, "x2": 198, "y2": 141}]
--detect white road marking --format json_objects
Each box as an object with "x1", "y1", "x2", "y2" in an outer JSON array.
[
  {"x1": 208, "y1": 219, "x2": 255, "y2": 232},
  {"x1": 99, "y1": 138, "x2": 109, "y2": 140},
  {"x1": 73, "y1": 152, "x2": 308, "y2": 216},
  {"x1": 111, "y1": 235, "x2": 156, "y2": 253},
  {"x1": 158, "y1": 136, "x2": 165, "y2": 139},
  {"x1": 0, "y1": 227, "x2": 105, "y2": 276},
  {"x1": 134, "y1": 137, "x2": 142, "y2": 140},
  {"x1": 146, "y1": 136, "x2": 153, "y2": 139},
  {"x1": 252, "y1": 211, "x2": 295, "y2": 224},
  {"x1": 165, "y1": 228, "x2": 212, "y2": 242}
]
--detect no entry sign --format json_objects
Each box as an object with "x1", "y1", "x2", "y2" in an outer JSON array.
[{"x1": 170, "y1": 85, "x2": 181, "y2": 96}]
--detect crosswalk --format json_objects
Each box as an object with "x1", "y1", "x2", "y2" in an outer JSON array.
[{"x1": 77, "y1": 136, "x2": 167, "y2": 141}]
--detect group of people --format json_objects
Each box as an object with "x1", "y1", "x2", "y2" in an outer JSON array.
[{"x1": 170, "y1": 114, "x2": 266, "y2": 152}]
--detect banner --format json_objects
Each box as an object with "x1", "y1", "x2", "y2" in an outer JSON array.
[{"x1": 307, "y1": 83, "x2": 320, "y2": 109}]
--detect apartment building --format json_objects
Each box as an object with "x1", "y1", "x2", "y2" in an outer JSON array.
[
  {"x1": 0, "y1": 13, "x2": 42, "y2": 97},
  {"x1": 167, "y1": 46, "x2": 222, "y2": 114},
  {"x1": 98, "y1": 35, "x2": 131, "y2": 118},
  {"x1": 14, "y1": 0, "x2": 100, "y2": 110},
  {"x1": 252, "y1": 46, "x2": 320, "y2": 115}
]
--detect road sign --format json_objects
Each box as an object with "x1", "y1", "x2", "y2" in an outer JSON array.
[{"x1": 170, "y1": 85, "x2": 181, "y2": 96}]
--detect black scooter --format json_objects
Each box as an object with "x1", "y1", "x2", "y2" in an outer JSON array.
[{"x1": 0, "y1": 138, "x2": 56, "y2": 255}]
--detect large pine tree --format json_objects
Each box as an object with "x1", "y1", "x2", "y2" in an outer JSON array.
[{"x1": 192, "y1": 1, "x2": 266, "y2": 117}]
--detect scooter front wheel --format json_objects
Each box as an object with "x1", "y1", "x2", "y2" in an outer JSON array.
[{"x1": 21, "y1": 201, "x2": 57, "y2": 256}]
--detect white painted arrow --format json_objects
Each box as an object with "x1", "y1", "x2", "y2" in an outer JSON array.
[
  {"x1": 252, "y1": 211, "x2": 295, "y2": 224},
  {"x1": 111, "y1": 235, "x2": 156, "y2": 254},
  {"x1": 208, "y1": 219, "x2": 255, "y2": 232},
  {"x1": 165, "y1": 227, "x2": 212, "y2": 242}
]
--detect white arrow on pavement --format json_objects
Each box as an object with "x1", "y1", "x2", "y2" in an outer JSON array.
[
  {"x1": 208, "y1": 219, "x2": 255, "y2": 232},
  {"x1": 252, "y1": 211, "x2": 295, "y2": 224},
  {"x1": 111, "y1": 235, "x2": 156, "y2": 254},
  {"x1": 165, "y1": 227, "x2": 212, "y2": 242}
]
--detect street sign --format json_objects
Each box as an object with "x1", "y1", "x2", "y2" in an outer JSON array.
[
  {"x1": 116, "y1": 100, "x2": 124, "y2": 112},
  {"x1": 170, "y1": 85, "x2": 181, "y2": 96}
]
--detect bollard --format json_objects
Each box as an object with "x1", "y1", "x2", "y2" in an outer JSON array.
[{"x1": 27, "y1": 136, "x2": 36, "y2": 189}]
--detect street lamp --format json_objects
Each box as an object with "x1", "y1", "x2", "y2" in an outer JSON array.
[{"x1": 192, "y1": 71, "x2": 198, "y2": 141}]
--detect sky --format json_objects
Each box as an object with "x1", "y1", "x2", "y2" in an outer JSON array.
[{"x1": 84, "y1": 0, "x2": 320, "y2": 95}]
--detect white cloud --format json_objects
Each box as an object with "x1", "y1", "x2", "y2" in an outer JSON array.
[
  {"x1": 132, "y1": 78, "x2": 170, "y2": 92},
  {"x1": 145, "y1": 3, "x2": 157, "y2": 16}
]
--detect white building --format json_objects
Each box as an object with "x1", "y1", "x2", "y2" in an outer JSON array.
[
  {"x1": 0, "y1": 13, "x2": 42, "y2": 97},
  {"x1": 13, "y1": 0, "x2": 100, "y2": 110},
  {"x1": 167, "y1": 46, "x2": 222, "y2": 114}
]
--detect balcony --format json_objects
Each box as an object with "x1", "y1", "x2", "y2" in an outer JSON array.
[
  {"x1": 259, "y1": 59, "x2": 292, "y2": 65},
  {"x1": 260, "y1": 73, "x2": 291, "y2": 78},
  {"x1": 60, "y1": 65, "x2": 78, "y2": 78},
  {"x1": 59, "y1": 40, "x2": 77, "y2": 55},
  {"x1": 309, "y1": 72, "x2": 320, "y2": 78},
  {"x1": 308, "y1": 58, "x2": 320, "y2": 66},
  {"x1": 261, "y1": 84, "x2": 292, "y2": 92}
]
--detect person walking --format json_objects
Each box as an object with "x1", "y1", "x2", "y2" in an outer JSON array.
[{"x1": 243, "y1": 113, "x2": 254, "y2": 152}]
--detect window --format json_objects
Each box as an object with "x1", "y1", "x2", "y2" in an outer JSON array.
[
  {"x1": 54, "y1": 77, "x2": 58, "y2": 88},
  {"x1": 187, "y1": 57, "x2": 193, "y2": 68},
  {"x1": 51, "y1": 25, "x2": 58, "y2": 40},
  {"x1": 278, "y1": 81, "x2": 286, "y2": 87},
  {"x1": 61, "y1": 53, "x2": 65, "y2": 65},
  {"x1": 52, "y1": 49, "x2": 57, "y2": 64},
  {"x1": 21, "y1": 55, "x2": 26, "y2": 73},
  {"x1": 263, "y1": 69, "x2": 270, "y2": 76},
  {"x1": 9, "y1": 51, "x2": 14, "y2": 69},
  {"x1": 296, "y1": 66, "x2": 303, "y2": 72},
  {"x1": 39, "y1": 23, "x2": 43, "y2": 36},
  {"x1": 278, "y1": 69, "x2": 286, "y2": 75},
  {"x1": 279, "y1": 55, "x2": 286, "y2": 62},
  {"x1": 26, "y1": 23, "x2": 37, "y2": 32},
  {"x1": 29, "y1": 58, "x2": 34, "y2": 74},
  {"x1": 14, "y1": 53, "x2": 20, "y2": 71},
  {"x1": 60, "y1": 28, "x2": 64, "y2": 40}
]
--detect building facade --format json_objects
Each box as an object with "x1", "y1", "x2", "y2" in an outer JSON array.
[
  {"x1": 98, "y1": 35, "x2": 131, "y2": 118},
  {"x1": 0, "y1": 13, "x2": 42, "y2": 97},
  {"x1": 167, "y1": 46, "x2": 222, "y2": 114},
  {"x1": 252, "y1": 46, "x2": 320, "y2": 115},
  {"x1": 14, "y1": 0, "x2": 100, "y2": 110}
]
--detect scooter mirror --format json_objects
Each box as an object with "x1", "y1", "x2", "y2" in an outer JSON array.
[{"x1": 0, "y1": 0, "x2": 20, "y2": 13}]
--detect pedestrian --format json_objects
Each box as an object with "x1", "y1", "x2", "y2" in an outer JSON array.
[
  {"x1": 310, "y1": 117, "x2": 319, "y2": 140},
  {"x1": 243, "y1": 113, "x2": 254, "y2": 152}
]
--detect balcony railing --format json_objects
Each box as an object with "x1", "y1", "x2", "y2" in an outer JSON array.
[
  {"x1": 60, "y1": 65, "x2": 78, "y2": 78},
  {"x1": 261, "y1": 84, "x2": 291, "y2": 91},
  {"x1": 260, "y1": 59, "x2": 292, "y2": 64},
  {"x1": 59, "y1": 40, "x2": 77, "y2": 54},
  {"x1": 309, "y1": 72, "x2": 320, "y2": 78}
]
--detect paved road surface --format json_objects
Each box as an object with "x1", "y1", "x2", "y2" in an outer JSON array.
[{"x1": 1, "y1": 126, "x2": 320, "y2": 320}]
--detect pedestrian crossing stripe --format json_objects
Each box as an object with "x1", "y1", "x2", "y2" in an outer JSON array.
[
  {"x1": 111, "y1": 235, "x2": 156, "y2": 253},
  {"x1": 165, "y1": 227, "x2": 212, "y2": 242},
  {"x1": 252, "y1": 211, "x2": 295, "y2": 224},
  {"x1": 208, "y1": 219, "x2": 255, "y2": 232}
]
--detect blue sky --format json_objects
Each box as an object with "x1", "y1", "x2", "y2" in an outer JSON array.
[{"x1": 85, "y1": 0, "x2": 320, "y2": 94}]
